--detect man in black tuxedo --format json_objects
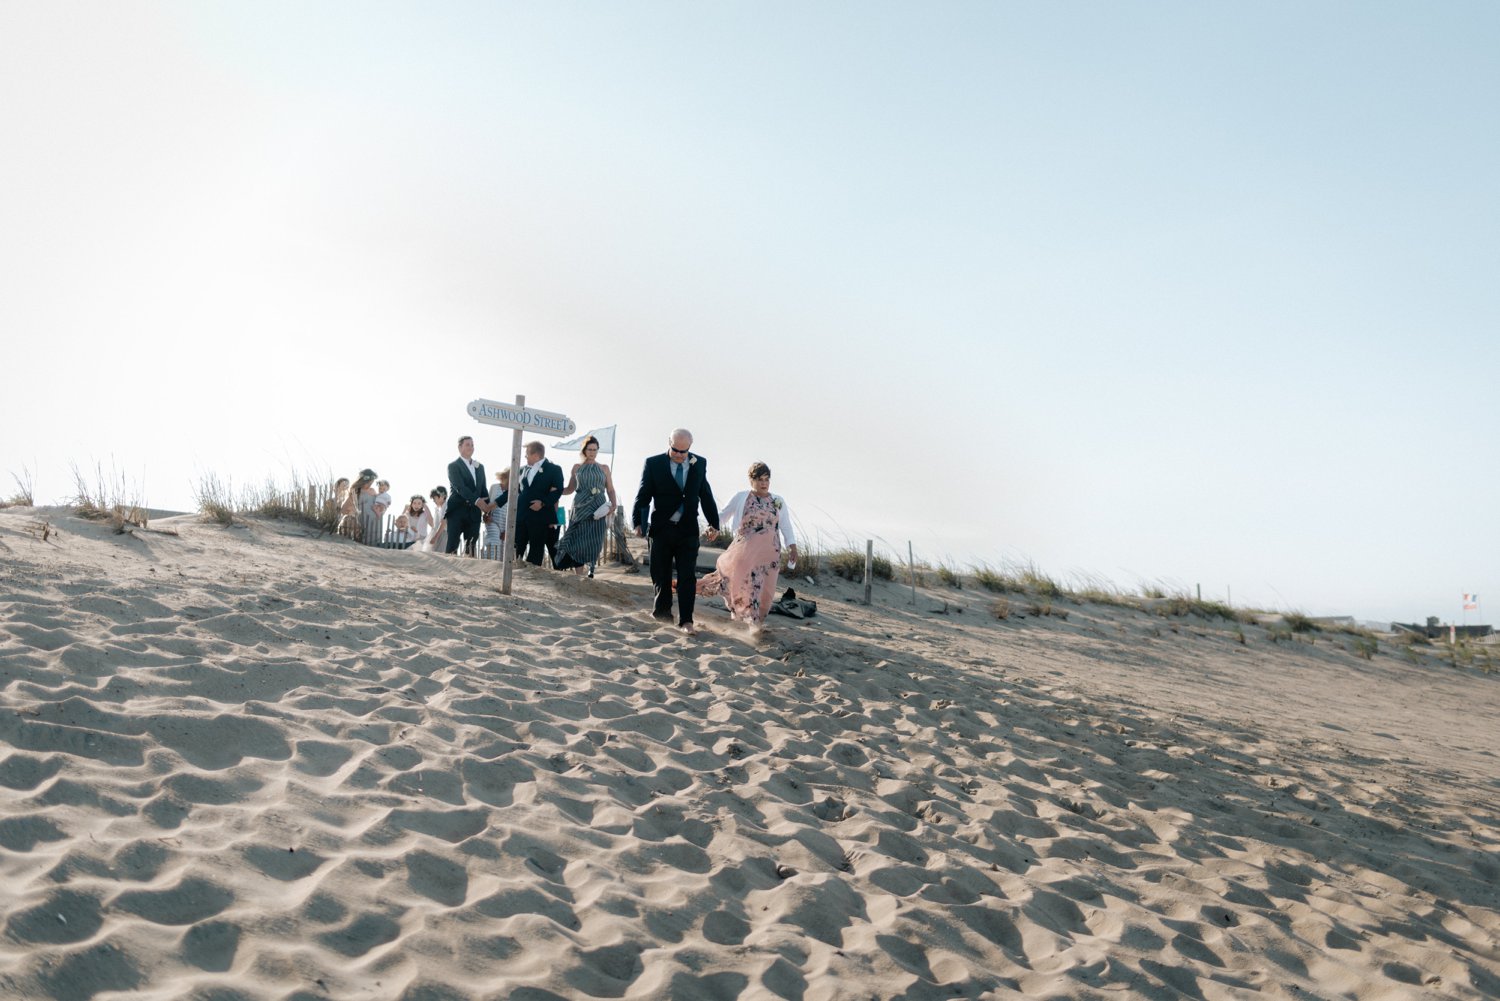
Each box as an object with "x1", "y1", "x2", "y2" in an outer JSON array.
[
  {"x1": 633, "y1": 428, "x2": 719, "y2": 635},
  {"x1": 446, "y1": 435, "x2": 494, "y2": 555},
  {"x1": 515, "y1": 440, "x2": 564, "y2": 566}
]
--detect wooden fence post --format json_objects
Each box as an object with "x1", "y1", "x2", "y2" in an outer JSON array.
[{"x1": 864, "y1": 540, "x2": 874, "y2": 605}]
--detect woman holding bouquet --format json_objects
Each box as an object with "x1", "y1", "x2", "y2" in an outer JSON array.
[
  {"x1": 697, "y1": 462, "x2": 797, "y2": 628},
  {"x1": 554, "y1": 436, "x2": 617, "y2": 576}
]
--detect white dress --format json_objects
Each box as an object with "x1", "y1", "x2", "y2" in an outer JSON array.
[{"x1": 407, "y1": 509, "x2": 435, "y2": 549}]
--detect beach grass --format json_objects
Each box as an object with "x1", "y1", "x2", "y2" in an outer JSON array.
[
  {"x1": 1284, "y1": 611, "x2": 1320, "y2": 634},
  {"x1": 827, "y1": 547, "x2": 894, "y2": 582},
  {"x1": 194, "y1": 472, "x2": 341, "y2": 534},
  {"x1": 3, "y1": 466, "x2": 35, "y2": 508},
  {"x1": 71, "y1": 462, "x2": 148, "y2": 532},
  {"x1": 972, "y1": 564, "x2": 1020, "y2": 594}
]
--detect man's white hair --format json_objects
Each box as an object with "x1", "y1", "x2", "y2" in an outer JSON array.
[{"x1": 669, "y1": 428, "x2": 694, "y2": 444}]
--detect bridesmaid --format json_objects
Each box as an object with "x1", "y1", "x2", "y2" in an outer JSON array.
[
  {"x1": 697, "y1": 462, "x2": 797, "y2": 628},
  {"x1": 555, "y1": 436, "x2": 617, "y2": 576}
]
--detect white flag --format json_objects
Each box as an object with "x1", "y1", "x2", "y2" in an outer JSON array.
[{"x1": 553, "y1": 425, "x2": 617, "y2": 452}]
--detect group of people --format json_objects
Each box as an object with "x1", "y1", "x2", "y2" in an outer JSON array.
[
  {"x1": 441, "y1": 433, "x2": 620, "y2": 576},
  {"x1": 335, "y1": 471, "x2": 448, "y2": 550},
  {"x1": 340, "y1": 427, "x2": 797, "y2": 635}
]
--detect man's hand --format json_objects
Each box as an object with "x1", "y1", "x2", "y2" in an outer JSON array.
[
  {"x1": 705, "y1": 527, "x2": 719, "y2": 542},
  {"x1": 635, "y1": 528, "x2": 645, "y2": 538},
  {"x1": 529, "y1": 500, "x2": 544, "y2": 512}
]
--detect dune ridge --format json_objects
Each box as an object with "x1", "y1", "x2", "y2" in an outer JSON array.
[{"x1": 1, "y1": 509, "x2": 1497, "y2": 1000}]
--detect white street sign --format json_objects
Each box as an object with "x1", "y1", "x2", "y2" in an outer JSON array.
[{"x1": 466, "y1": 399, "x2": 576, "y2": 437}]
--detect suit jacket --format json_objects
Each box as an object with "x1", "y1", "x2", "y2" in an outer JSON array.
[
  {"x1": 447, "y1": 458, "x2": 488, "y2": 518},
  {"x1": 516, "y1": 459, "x2": 564, "y2": 522},
  {"x1": 634, "y1": 453, "x2": 719, "y2": 538}
]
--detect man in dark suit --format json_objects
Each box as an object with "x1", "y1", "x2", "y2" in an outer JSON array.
[
  {"x1": 633, "y1": 428, "x2": 719, "y2": 635},
  {"x1": 515, "y1": 440, "x2": 564, "y2": 566},
  {"x1": 446, "y1": 435, "x2": 494, "y2": 555}
]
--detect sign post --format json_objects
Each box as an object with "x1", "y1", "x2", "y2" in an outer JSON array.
[{"x1": 467, "y1": 397, "x2": 576, "y2": 595}]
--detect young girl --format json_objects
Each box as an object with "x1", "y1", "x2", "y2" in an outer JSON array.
[
  {"x1": 427, "y1": 486, "x2": 448, "y2": 552},
  {"x1": 404, "y1": 495, "x2": 434, "y2": 550}
]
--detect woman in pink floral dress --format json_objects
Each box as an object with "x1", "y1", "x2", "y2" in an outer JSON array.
[{"x1": 697, "y1": 462, "x2": 798, "y2": 627}]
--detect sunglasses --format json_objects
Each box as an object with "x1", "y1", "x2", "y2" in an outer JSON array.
[{"x1": 669, "y1": 446, "x2": 689, "y2": 455}]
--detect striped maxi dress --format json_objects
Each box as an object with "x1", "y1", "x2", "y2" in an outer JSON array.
[{"x1": 555, "y1": 463, "x2": 609, "y2": 569}]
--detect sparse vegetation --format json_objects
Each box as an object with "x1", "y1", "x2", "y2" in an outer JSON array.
[
  {"x1": 194, "y1": 473, "x2": 237, "y2": 526},
  {"x1": 3, "y1": 466, "x2": 35, "y2": 508},
  {"x1": 193, "y1": 471, "x2": 342, "y2": 534},
  {"x1": 936, "y1": 563, "x2": 961, "y2": 588},
  {"x1": 1152, "y1": 593, "x2": 1249, "y2": 623},
  {"x1": 1027, "y1": 601, "x2": 1069, "y2": 620},
  {"x1": 990, "y1": 597, "x2": 1011, "y2": 620},
  {"x1": 827, "y1": 548, "x2": 893, "y2": 582},
  {"x1": 1351, "y1": 635, "x2": 1378, "y2": 660},
  {"x1": 1074, "y1": 585, "x2": 1136, "y2": 609},
  {"x1": 783, "y1": 542, "x2": 818, "y2": 578},
  {"x1": 71, "y1": 462, "x2": 148, "y2": 533},
  {"x1": 972, "y1": 565, "x2": 1018, "y2": 594},
  {"x1": 1283, "y1": 612, "x2": 1320, "y2": 634},
  {"x1": 1020, "y1": 564, "x2": 1062, "y2": 598}
]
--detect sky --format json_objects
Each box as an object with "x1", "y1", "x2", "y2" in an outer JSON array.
[{"x1": 1, "y1": 2, "x2": 1496, "y2": 625}]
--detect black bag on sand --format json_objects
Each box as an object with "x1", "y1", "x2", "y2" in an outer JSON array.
[{"x1": 770, "y1": 587, "x2": 817, "y2": 620}]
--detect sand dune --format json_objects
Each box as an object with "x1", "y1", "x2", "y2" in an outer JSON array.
[{"x1": 0, "y1": 508, "x2": 1497, "y2": 1000}]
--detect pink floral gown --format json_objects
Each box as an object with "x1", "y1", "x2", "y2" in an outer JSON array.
[{"x1": 697, "y1": 493, "x2": 782, "y2": 624}]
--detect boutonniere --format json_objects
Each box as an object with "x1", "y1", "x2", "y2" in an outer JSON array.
[
  {"x1": 688, "y1": 455, "x2": 697, "y2": 467},
  {"x1": 590, "y1": 487, "x2": 600, "y2": 495},
  {"x1": 773, "y1": 497, "x2": 783, "y2": 510}
]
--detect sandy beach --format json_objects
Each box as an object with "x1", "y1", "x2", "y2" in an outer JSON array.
[{"x1": 1, "y1": 507, "x2": 1497, "y2": 1000}]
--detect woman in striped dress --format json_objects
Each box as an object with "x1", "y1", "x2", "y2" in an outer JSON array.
[{"x1": 554, "y1": 436, "x2": 617, "y2": 576}]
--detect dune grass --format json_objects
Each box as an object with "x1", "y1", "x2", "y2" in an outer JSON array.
[
  {"x1": 826, "y1": 547, "x2": 894, "y2": 582},
  {"x1": 972, "y1": 564, "x2": 1021, "y2": 594},
  {"x1": 782, "y1": 543, "x2": 819, "y2": 578},
  {"x1": 71, "y1": 462, "x2": 148, "y2": 533},
  {"x1": 1283, "y1": 611, "x2": 1320, "y2": 634},
  {"x1": 194, "y1": 472, "x2": 342, "y2": 534},
  {"x1": 3, "y1": 466, "x2": 35, "y2": 508},
  {"x1": 194, "y1": 473, "x2": 237, "y2": 526}
]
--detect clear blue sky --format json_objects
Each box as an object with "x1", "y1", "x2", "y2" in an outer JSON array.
[{"x1": 2, "y1": 3, "x2": 1495, "y2": 625}]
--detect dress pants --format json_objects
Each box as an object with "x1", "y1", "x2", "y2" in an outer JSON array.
[
  {"x1": 650, "y1": 526, "x2": 700, "y2": 625},
  {"x1": 445, "y1": 508, "x2": 481, "y2": 555},
  {"x1": 516, "y1": 513, "x2": 551, "y2": 566}
]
